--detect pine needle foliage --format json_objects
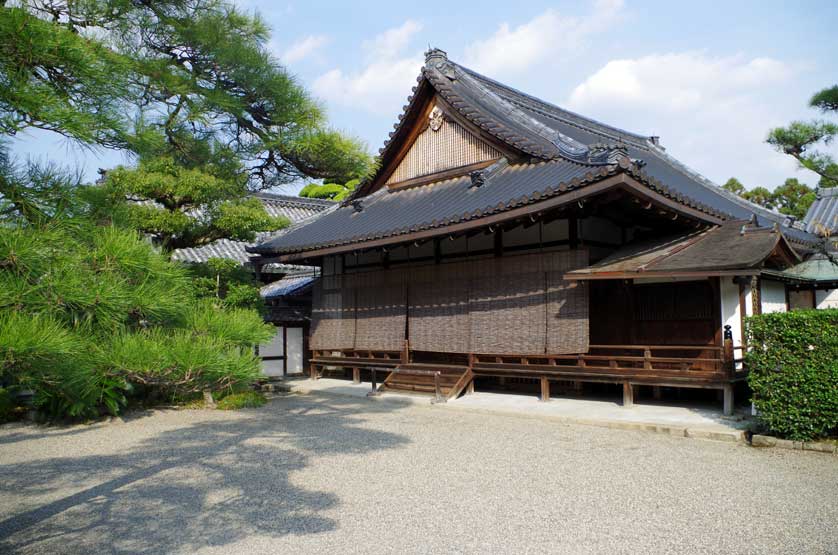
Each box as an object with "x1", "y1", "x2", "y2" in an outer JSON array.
[{"x1": 0, "y1": 220, "x2": 273, "y2": 419}]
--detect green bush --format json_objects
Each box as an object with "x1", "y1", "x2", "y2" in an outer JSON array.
[
  {"x1": 746, "y1": 309, "x2": 838, "y2": 440},
  {"x1": 216, "y1": 391, "x2": 266, "y2": 410}
]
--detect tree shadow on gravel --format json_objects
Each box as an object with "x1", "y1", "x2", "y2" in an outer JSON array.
[{"x1": 0, "y1": 394, "x2": 412, "y2": 554}]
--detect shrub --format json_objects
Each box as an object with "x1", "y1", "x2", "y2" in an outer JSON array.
[
  {"x1": 746, "y1": 309, "x2": 838, "y2": 440},
  {"x1": 216, "y1": 391, "x2": 266, "y2": 410}
]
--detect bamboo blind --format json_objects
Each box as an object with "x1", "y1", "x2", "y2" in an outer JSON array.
[
  {"x1": 545, "y1": 250, "x2": 590, "y2": 354},
  {"x1": 354, "y1": 269, "x2": 407, "y2": 351},
  {"x1": 386, "y1": 115, "x2": 501, "y2": 185},
  {"x1": 469, "y1": 256, "x2": 547, "y2": 354},
  {"x1": 310, "y1": 250, "x2": 591, "y2": 356},
  {"x1": 310, "y1": 274, "x2": 356, "y2": 350},
  {"x1": 408, "y1": 262, "x2": 472, "y2": 353}
]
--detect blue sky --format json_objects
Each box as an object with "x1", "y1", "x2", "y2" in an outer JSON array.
[{"x1": 9, "y1": 0, "x2": 838, "y2": 194}]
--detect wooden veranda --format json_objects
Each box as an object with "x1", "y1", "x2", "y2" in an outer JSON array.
[{"x1": 309, "y1": 331, "x2": 745, "y2": 414}]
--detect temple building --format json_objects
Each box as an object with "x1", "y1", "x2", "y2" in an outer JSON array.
[{"x1": 248, "y1": 49, "x2": 836, "y2": 413}]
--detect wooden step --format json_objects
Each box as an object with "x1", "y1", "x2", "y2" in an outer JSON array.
[{"x1": 378, "y1": 366, "x2": 473, "y2": 400}]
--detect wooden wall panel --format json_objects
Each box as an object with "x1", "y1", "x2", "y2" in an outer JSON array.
[{"x1": 386, "y1": 114, "x2": 501, "y2": 185}]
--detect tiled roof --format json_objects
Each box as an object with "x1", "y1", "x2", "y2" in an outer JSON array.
[
  {"x1": 764, "y1": 255, "x2": 838, "y2": 285},
  {"x1": 251, "y1": 50, "x2": 819, "y2": 257},
  {"x1": 803, "y1": 187, "x2": 838, "y2": 235},
  {"x1": 260, "y1": 275, "x2": 318, "y2": 300},
  {"x1": 567, "y1": 221, "x2": 797, "y2": 278},
  {"x1": 171, "y1": 193, "x2": 333, "y2": 270},
  {"x1": 251, "y1": 160, "x2": 627, "y2": 255}
]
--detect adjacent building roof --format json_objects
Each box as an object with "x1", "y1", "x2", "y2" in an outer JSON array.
[
  {"x1": 566, "y1": 221, "x2": 799, "y2": 279},
  {"x1": 803, "y1": 187, "x2": 838, "y2": 236},
  {"x1": 250, "y1": 49, "x2": 819, "y2": 259},
  {"x1": 763, "y1": 254, "x2": 838, "y2": 286},
  {"x1": 172, "y1": 193, "x2": 333, "y2": 272},
  {"x1": 260, "y1": 274, "x2": 318, "y2": 300}
]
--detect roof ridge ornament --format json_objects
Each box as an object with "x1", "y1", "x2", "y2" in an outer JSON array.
[
  {"x1": 424, "y1": 47, "x2": 448, "y2": 64},
  {"x1": 469, "y1": 158, "x2": 509, "y2": 188},
  {"x1": 586, "y1": 142, "x2": 629, "y2": 165}
]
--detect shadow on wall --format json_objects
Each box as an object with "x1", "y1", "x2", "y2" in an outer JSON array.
[{"x1": 0, "y1": 395, "x2": 412, "y2": 554}]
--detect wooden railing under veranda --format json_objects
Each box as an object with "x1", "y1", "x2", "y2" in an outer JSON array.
[{"x1": 307, "y1": 327, "x2": 746, "y2": 413}]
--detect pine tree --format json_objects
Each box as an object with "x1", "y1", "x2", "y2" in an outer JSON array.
[{"x1": 768, "y1": 85, "x2": 838, "y2": 183}]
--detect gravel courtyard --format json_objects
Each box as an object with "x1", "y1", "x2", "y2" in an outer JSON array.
[{"x1": 1, "y1": 393, "x2": 836, "y2": 555}]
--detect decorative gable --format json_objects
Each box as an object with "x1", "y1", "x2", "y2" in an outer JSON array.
[{"x1": 385, "y1": 104, "x2": 502, "y2": 186}]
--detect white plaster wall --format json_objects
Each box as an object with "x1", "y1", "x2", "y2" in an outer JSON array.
[
  {"x1": 260, "y1": 327, "x2": 284, "y2": 357},
  {"x1": 760, "y1": 280, "x2": 787, "y2": 314},
  {"x1": 286, "y1": 327, "x2": 304, "y2": 373},
  {"x1": 816, "y1": 288, "x2": 838, "y2": 308},
  {"x1": 720, "y1": 278, "x2": 753, "y2": 349}
]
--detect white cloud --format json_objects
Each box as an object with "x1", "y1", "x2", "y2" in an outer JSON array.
[
  {"x1": 280, "y1": 35, "x2": 330, "y2": 64},
  {"x1": 463, "y1": 0, "x2": 624, "y2": 76},
  {"x1": 362, "y1": 20, "x2": 422, "y2": 61},
  {"x1": 566, "y1": 52, "x2": 814, "y2": 188},
  {"x1": 313, "y1": 21, "x2": 424, "y2": 116}
]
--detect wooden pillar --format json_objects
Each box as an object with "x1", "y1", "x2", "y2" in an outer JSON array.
[
  {"x1": 309, "y1": 363, "x2": 317, "y2": 381},
  {"x1": 401, "y1": 339, "x2": 409, "y2": 365},
  {"x1": 466, "y1": 380, "x2": 475, "y2": 395},
  {"x1": 622, "y1": 382, "x2": 634, "y2": 408},
  {"x1": 723, "y1": 384, "x2": 734, "y2": 416},
  {"x1": 723, "y1": 325, "x2": 735, "y2": 377},
  {"x1": 352, "y1": 367, "x2": 360, "y2": 384},
  {"x1": 652, "y1": 386, "x2": 662, "y2": 400},
  {"x1": 540, "y1": 377, "x2": 550, "y2": 402},
  {"x1": 281, "y1": 326, "x2": 288, "y2": 376}
]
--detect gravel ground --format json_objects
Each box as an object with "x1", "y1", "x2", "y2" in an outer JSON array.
[{"x1": 0, "y1": 393, "x2": 836, "y2": 555}]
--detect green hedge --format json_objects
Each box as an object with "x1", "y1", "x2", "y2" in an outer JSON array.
[{"x1": 746, "y1": 309, "x2": 838, "y2": 440}]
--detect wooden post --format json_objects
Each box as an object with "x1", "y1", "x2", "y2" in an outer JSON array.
[
  {"x1": 352, "y1": 367, "x2": 360, "y2": 384},
  {"x1": 309, "y1": 363, "x2": 317, "y2": 381},
  {"x1": 652, "y1": 386, "x2": 662, "y2": 400},
  {"x1": 643, "y1": 348, "x2": 652, "y2": 370},
  {"x1": 466, "y1": 380, "x2": 475, "y2": 395},
  {"x1": 540, "y1": 377, "x2": 550, "y2": 402},
  {"x1": 282, "y1": 326, "x2": 288, "y2": 376},
  {"x1": 723, "y1": 384, "x2": 734, "y2": 416},
  {"x1": 401, "y1": 339, "x2": 409, "y2": 365},
  {"x1": 723, "y1": 324, "x2": 735, "y2": 377},
  {"x1": 622, "y1": 382, "x2": 634, "y2": 408}
]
